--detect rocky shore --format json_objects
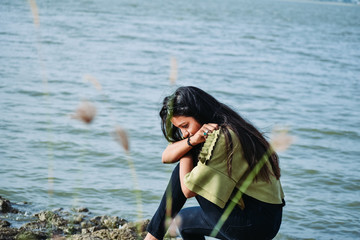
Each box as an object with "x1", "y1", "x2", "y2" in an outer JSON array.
[{"x1": 0, "y1": 196, "x2": 153, "y2": 240}]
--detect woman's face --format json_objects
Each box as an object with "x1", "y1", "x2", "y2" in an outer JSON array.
[{"x1": 171, "y1": 116, "x2": 202, "y2": 139}]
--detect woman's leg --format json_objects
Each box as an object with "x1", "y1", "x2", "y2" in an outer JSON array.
[
  {"x1": 177, "y1": 194, "x2": 283, "y2": 240},
  {"x1": 146, "y1": 163, "x2": 187, "y2": 240},
  {"x1": 177, "y1": 196, "x2": 251, "y2": 240},
  {"x1": 194, "y1": 194, "x2": 283, "y2": 240},
  {"x1": 176, "y1": 206, "x2": 227, "y2": 240}
]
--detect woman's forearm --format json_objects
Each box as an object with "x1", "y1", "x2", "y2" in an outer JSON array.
[
  {"x1": 161, "y1": 138, "x2": 194, "y2": 163},
  {"x1": 179, "y1": 155, "x2": 197, "y2": 198},
  {"x1": 162, "y1": 123, "x2": 219, "y2": 164}
]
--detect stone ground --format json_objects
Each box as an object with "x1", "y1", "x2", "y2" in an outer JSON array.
[{"x1": 0, "y1": 196, "x2": 181, "y2": 240}]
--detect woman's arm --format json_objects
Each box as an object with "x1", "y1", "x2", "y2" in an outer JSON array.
[
  {"x1": 162, "y1": 138, "x2": 193, "y2": 163},
  {"x1": 162, "y1": 123, "x2": 219, "y2": 163},
  {"x1": 179, "y1": 154, "x2": 197, "y2": 198}
]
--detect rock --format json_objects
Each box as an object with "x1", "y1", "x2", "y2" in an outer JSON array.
[
  {"x1": 91, "y1": 229, "x2": 112, "y2": 239},
  {"x1": 115, "y1": 227, "x2": 139, "y2": 240},
  {"x1": 72, "y1": 214, "x2": 85, "y2": 224},
  {"x1": 20, "y1": 221, "x2": 47, "y2": 232},
  {"x1": 120, "y1": 219, "x2": 149, "y2": 239},
  {"x1": 88, "y1": 225, "x2": 103, "y2": 233},
  {"x1": 67, "y1": 219, "x2": 150, "y2": 240},
  {"x1": 134, "y1": 219, "x2": 150, "y2": 233},
  {"x1": 52, "y1": 234, "x2": 66, "y2": 240},
  {"x1": 77, "y1": 208, "x2": 89, "y2": 213},
  {"x1": 0, "y1": 220, "x2": 11, "y2": 228},
  {"x1": 0, "y1": 196, "x2": 19, "y2": 213},
  {"x1": 0, "y1": 226, "x2": 20, "y2": 240},
  {"x1": 72, "y1": 207, "x2": 90, "y2": 213},
  {"x1": 15, "y1": 230, "x2": 47, "y2": 240},
  {"x1": 52, "y1": 208, "x2": 64, "y2": 212},
  {"x1": 0, "y1": 197, "x2": 12, "y2": 213},
  {"x1": 0, "y1": 197, "x2": 152, "y2": 240},
  {"x1": 80, "y1": 220, "x2": 92, "y2": 229},
  {"x1": 67, "y1": 231, "x2": 102, "y2": 240},
  {"x1": 100, "y1": 215, "x2": 127, "y2": 229},
  {"x1": 63, "y1": 224, "x2": 78, "y2": 235},
  {"x1": 70, "y1": 228, "x2": 138, "y2": 240},
  {"x1": 90, "y1": 216, "x2": 101, "y2": 224},
  {"x1": 19, "y1": 210, "x2": 70, "y2": 237},
  {"x1": 34, "y1": 210, "x2": 68, "y2": 227}
]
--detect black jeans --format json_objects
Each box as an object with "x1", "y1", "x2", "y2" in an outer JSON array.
[{"x1": 147, "y1": 163, "x2": 284, "y2": 240}]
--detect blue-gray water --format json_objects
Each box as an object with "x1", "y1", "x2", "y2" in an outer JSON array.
[{"x1": 1, "y1": 0, "x2": 359, "y2": 239}]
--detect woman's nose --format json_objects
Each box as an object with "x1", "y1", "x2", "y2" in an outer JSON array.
[{"x1": 182, "y1": 129, "x2": 189, "y2": 138}]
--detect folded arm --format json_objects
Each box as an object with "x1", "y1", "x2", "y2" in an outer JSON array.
[
  {"x1": 161, "y1": 138, "x2": 193, "y2": 163},
  {"x1": 179, "y1": 154, "x2": 197, "y2": 198}
]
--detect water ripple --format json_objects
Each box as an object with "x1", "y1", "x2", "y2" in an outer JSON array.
[{"x1": 1, "y1": 0, "x2": 360, "y2": 239}]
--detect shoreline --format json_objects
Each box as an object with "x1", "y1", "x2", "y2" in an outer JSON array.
[{"x1": 0, "y1": 196, "x2": 151, "y2": 240}]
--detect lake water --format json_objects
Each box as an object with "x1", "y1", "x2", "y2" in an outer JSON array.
[{"x1": 1, "y1": 0, "x2": 359, "y2": 239}]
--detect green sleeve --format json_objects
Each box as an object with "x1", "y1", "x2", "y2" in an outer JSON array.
[
  {"x1": 184, "y1": 128, "x2": 285, "y2": 206},
  {"x1": 184, "y1": 129, "x2": 240, "y2": 208}
]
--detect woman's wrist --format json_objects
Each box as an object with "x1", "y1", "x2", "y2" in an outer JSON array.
[{"x1": 187, "y1": 136, "x2": 195, "y2": 147}]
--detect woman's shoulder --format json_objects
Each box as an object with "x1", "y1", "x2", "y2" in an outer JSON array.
[
  {"x1": 197, "y1": 128, "x2": 221, "y2": 163},
  {"x1": 218, "y1": 127, "x2": 241, "y2": 147},
  {"x1": 198, "y1": 127, "x2": 241, "y2": 163}
]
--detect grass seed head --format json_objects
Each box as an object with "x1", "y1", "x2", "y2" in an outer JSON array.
[
  {"x1": 72, "y1": 101, "x2": 97, "y2": 124},
  {"x1": 270, "y1": 127, "x2": 294, "y2": 152},
  {"x1": 83, "y1": 74, "x2": 102, "y2": 91},
  {"x1": 114, "y1": 126, "x2": 130, "y2": 153}
]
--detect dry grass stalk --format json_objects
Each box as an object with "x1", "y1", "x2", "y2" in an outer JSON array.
[
  {"x1": 169, "y1": 56, "x2": 178, "y2": 85},
  {"x1": 71, "y1": 101, "x2": 97, "y2": 124},
  {"x1": 112, "y1": 126, "x2": 142, "y2": 220},
  {"x1": 114, "y1": 126, "x2": 130, "y2": 153},
  {"x1": 28, "y1": 0, "x2": 40, "y2": 27},
  {"x1": 270, "y1": 127, "x2": 294, "y2": 152},
  {"x1": 167, "y1": 216, "x2": 181, "y2": 237},
  {"x1": 83, "y1": 74, "x2": 102, "y2": 91}
]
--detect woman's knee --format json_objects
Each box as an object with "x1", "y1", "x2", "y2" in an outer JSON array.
[{"x1": 175, "y1": 207, "x2": 197, "y2": 232}]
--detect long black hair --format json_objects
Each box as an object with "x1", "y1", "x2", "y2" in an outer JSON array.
[{"x1": 159, "y1": 86, "x2": 281, "y2": 182}]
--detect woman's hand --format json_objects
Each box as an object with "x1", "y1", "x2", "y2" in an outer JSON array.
[
  {"x1": 189, "y1": 123, "x2": 219, "y2": 146},
  {"x1": 161, "y1": 123, "x2": 219, "y2": 164}
]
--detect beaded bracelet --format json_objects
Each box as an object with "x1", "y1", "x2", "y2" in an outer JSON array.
[{"x1": 187, "y1": 136, "x2": 194, "y2": 147}]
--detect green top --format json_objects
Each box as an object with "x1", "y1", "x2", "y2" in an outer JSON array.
[{"x1": 184, "y1": 128, "x2": 284, "y2": 209}]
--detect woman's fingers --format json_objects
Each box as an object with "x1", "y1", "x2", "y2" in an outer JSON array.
[
  {"x1": 202, "y1": 123, "x2": 219, "y2": 133},
  {"x1": 201, "y1": 123, "x2": 219, "y2": 138},
  {"x1": 208, "y1": 123, "x2": 219, "y2": 129},
  {"x1": 192, "y1": 123, "x2": 219, "y2": 144}
]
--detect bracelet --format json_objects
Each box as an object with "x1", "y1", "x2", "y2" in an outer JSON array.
[{"x1": 187, "y1": 137, "x2": 194, "y2": 147}]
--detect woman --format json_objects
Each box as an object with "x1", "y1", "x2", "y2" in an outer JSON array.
[{"x1": 145, "y1": 86, "x2": 285, "y2": 240}]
